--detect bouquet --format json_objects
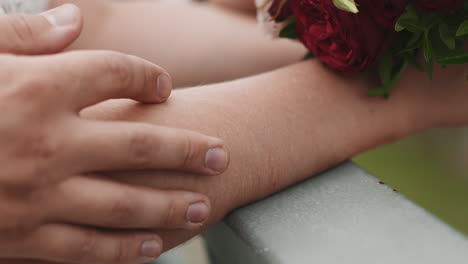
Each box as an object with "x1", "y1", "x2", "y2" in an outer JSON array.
[{"x1": 257, "y1": 0, "x2": 468, "y2": 97}]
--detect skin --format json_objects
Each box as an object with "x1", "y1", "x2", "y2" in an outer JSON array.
[
  {"x1": 95, "y1": 61, "x2": 468, "y2": 250},
  {"x1": 3, "y1": 1, "x2": 467, "y2": 263},
  {"x1": 5, "y1": 59, "x2": 466, "y2": 264},
  {"x1": 0, "y1": 5, "x2": 231, "y2": 264},
  {"x1": 49, "y1": 0, "x2": 307, "y2": 87}
]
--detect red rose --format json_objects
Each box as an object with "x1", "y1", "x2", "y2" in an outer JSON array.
[
  {"x1": 415, "y1": 0, "x2": 464, "y2": 13},
  {"x1": 268, "y1": 0, "x2": 293, "y2": 22},
  {"x1": 291, "y1": 0, "x2": 398, "y2": 74}
]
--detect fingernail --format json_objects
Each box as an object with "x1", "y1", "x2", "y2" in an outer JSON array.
[
  {"x1": 186, "y1": 202, "x2": 210, "y2": 224},
  {"x1": 205, "y1": 148, "x2": 229, "y2": 173},
  {"x1": 40, "y1": 4, "x2": 80, "y2": 27},
  {"x1": 141, "y1": 240, "x2": 161, "y2": 259},
  {"x1": 156, "y1": 74, "x2": 172, "y2": 101}
]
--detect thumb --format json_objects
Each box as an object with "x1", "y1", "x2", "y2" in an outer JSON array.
[{"x1": 0, "y1": 4, "x2": 83, "y2": 55}]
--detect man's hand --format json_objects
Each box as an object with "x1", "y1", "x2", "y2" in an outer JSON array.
[
  {"x1": 0, "y1": 4, "x2": 229, "y2": 264},
  {"x1": 0, "y1": 3, "x2": 82, "y2": 54}
]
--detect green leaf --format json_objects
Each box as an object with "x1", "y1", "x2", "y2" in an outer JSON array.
[
  {"x1": 397, "y1": 17, "x2": 426, "y2": 33},
  {"x1": 370, "y1": 57, "x2": 408, "y2": 98},
  {"x1": 303, "y1": 52, "x2": 315, "y2": 60},
  {"x1": 378, "y1": 53, "x2": 393, "y2": 86},
  {"x1": 408, "y1": 31, "x2": 423, "y2": 47},
  {"x1": 368, "y1": 87, "x2": 387, "y2": 97},
  {"x1": 425, "y1": 59, "x2": 434, "y2": 80},
  {"x1": 435, "y1": 50, "x2": 468, "y2": 64},
  {"x1": 279, "y1": 18, "x2": 298, "y2": 39},
  {"x1": 398, "y1": 32, "x2": 423, "y2": 54},
  {"x1": 430, "y1": 25, "x2": 452, "y2": 57},
  {"x1": 456, "y1": 20, "x2": 468, "y2": 37},
  {"x1": 423, "y1": 30, "x2": 433, "y2": 63},
  {"x1": 405, "y1": 53, "x2": 424, "y2": 71},
  {"x1": 395, "y1": 23, "x2": 405, "y2": 32},
  {"x1": 439, "y1": 23, "x2": 456, "y2": 50},
  {"x1": 386, "y1": 59, "x2": 409, "y2": 97},
  {"x1": 421, "y1": 13, "x2": 442, "y2": 28},
  {"x1": 395, "y1": 9, "x2": 420, "y2": 32}
]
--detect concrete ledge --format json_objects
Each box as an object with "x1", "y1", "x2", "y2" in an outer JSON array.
[{"x1": 204, "y1": 162, "x2": 468, "y2": 264}]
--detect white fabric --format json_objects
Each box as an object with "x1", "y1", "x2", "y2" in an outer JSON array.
[{"x1": 0, "y1": 0, "x2": 48, "y2": 14}]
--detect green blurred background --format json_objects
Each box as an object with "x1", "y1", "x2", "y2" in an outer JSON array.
[{"x1": 354, "y1": 128, "x2": 468, "y2": 235}]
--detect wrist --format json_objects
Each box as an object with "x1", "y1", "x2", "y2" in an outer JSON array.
[
  {"x1": 382, "y1": 95, "x2": 430, "y2": 141},
  {"x1": 388, "y1": 63, "x2": 468, "y2": 134}
]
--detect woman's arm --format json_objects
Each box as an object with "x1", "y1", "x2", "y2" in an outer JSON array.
[
  {"x1": 1, "y1": 60, "x2": 465, "y2": 264},
  {"x1": 49, "y1": 0, "x2": 306, "y2": 87},
  {"x1": 82, "y1": 59, "x2": 467, "y2": 251}
]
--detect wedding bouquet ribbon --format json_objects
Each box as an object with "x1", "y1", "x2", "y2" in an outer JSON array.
[{"x1": 257, "y1": 0, "x2": 468, "y2": 96}]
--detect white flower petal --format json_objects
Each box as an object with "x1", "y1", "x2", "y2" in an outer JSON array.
[{"x1": 256, "y1": 0, "x2": 287, "y2": 38}]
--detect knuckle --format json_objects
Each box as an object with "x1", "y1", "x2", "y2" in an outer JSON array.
[
  {"x1": 0, "y1": 166, "x2": 29, "y2": 190},
  {"x1": 0, "y1": 164, "x2": 50, "y2": 204},
  {"x1": 5, "y1": 14, "x2": 36, "y2": 50},
  {"x1": 161, "y1": 197, "x2": 178, "y2": 227},
  {"x1": 128, "y1": 129, "x2": 155, "y2": 168},
  {"x1": 0, "y1": 175, "x2": 37, "y2": 201},
  {"x1": 13, "y1": 75, "x2": 55, "y2": 102},
  {"x1": 180, "y1": 134, "x2": 196, "y2": 170},
  {"x1": 0, "y1": 206, "x2": 32, "y2": 239},
  {"x1": 0, "y1": 165, "x2": 50, "y2": 204},
  {"x1": 110, "y1": 238, "x2": 128, "y2": 263},
  {"x1": 75, "y1": 229, "x2": 99, "y2": 263},
  {"x1": 0, "y1": 178, "x2": 47, "y2": 240},
  {"x1": 110, "y1": 198, "x2": 134, "y2": 225},
  {"x1": 101, "y1": 52, "x2": 134, "y2": 90},
  {"x1": 14, "y1": 133, "x2": 61, "y2": 160}
]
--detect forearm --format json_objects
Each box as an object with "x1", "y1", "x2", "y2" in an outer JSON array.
[
  {"x1": 84, "y1": 60, "x2": 425, "y2": 250},
  {"x1": 50, "y1": 0, "x2": 306, "y2": 87}
]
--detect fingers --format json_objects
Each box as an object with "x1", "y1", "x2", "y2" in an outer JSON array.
[
  {"x1": 68, "y1": 120, "x2": 229, "y2": 175},
  {"x1": 49, "y1": 176, "x2": 211, "y2": 230},
  {"x1": 27, "y1": 223, "x2": 163, "y2": 264},
  {"x1": 28, "y1": 50, "x2": 173, "y2": 109},
  {"x1": 0, "y1": 4, "x2": 82, "y2": 55}
]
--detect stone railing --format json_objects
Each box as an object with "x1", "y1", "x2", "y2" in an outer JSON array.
[{"x1": 203, "y1": 162, "x2": 468, "y2": 263}]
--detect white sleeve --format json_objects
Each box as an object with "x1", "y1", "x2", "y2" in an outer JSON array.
[{"x1": 0, "y1": 0, "x2": 49, "y2": 15}]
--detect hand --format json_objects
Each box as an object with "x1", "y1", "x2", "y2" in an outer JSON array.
[
  {"x1": 0, "y1": 4, "x2": 229, "y2": 264},
  {"x1": 0, "y1": 3, "x2": 82, "y2": 54}
]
